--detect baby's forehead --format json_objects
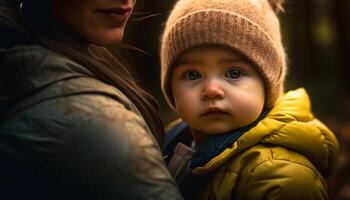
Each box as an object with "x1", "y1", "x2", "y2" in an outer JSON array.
[
  {"x1": 177, "y1": 45, "x2": 246, "y2": 61},
  {"x1": 173, "y1": 45, "x2": 252, "y2": 67}
]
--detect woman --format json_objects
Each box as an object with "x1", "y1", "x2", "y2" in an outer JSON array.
[{"x1": 0, "y1": 0, "x2": 182, "y2": 199}]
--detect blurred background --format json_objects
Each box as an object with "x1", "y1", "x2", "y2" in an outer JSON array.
[{"x1": 117, "y1": 0, "x2": 350, "y2": 199}]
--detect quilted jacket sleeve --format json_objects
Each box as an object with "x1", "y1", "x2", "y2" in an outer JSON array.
[
  {"x1": 237, "y1": 159, "x2": 329, "y2": 200},
  {"x1": 0, "y1": 45, "x2": 182, "y2": 199},
  {"x1": 53, "y1": 101, "x2": 183, "y2": 200},
  {"x1": 0, "y1": 93, "x2": 183, "y2": 199}
]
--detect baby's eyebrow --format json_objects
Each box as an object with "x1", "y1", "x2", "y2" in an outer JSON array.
[
  {"x1": 218, "y1": 58, "x2": 246, "y2": 64},
  {"x1": 173, "y1": 60, "x2": 202, "y2": 67},
  {"x1": 173, "y1": 57, "x2": 246, "y2": 67}
]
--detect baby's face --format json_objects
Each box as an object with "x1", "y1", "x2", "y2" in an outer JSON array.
[{"x1": 171, "y1": 46, "x2": 265, "y2": 139}]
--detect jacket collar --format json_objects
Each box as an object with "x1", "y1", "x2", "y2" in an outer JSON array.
[
  {"x1": 189, "y1": 109, "x2": 269, "y2": 170},
  {"x1": 189, "y1": 88, "x2": 339, "y2": 177}
]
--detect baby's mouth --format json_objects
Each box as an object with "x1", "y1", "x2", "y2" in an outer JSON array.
[{"x1": 201, "y1": 107, "x2": 229, "y2": 116}]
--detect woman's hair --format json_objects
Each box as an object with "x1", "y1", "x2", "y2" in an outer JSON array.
[
  {"x1": 0, "y1": 0, "x2": 165, "y2": 145},
  {"x1": 268, "y1": 0, "x2": 285, "y2": 13}
]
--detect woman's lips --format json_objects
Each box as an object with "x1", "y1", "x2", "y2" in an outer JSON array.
[
  {"x1": 96, "y1": 7, "x2": 131, "y2": 24},
  {"x1": 97, "y1": 7, "x2": 132, "y2": 15}
]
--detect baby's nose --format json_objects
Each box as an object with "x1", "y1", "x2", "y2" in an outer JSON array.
[{"x1": 202, "y1": 82, "x2": 225, "y2": 100}]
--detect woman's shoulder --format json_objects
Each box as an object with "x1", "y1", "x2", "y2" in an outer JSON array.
[
  {"x1": 7, "y1": 75, "x2": 149, "y2": 136},
  {"x1": 1, "y1": 79, "x2": 155, "y2": 162},
  {"x1": 0, "y1": 79, "x2": 175, "y2": 199},
  {"x1": 1, "y1": 44, "x2": 144, "y2": 125},
  {"x1": 1, "y1": 44, "x2": 153, "y2": 159},
  {"x1": 0, "y1": 44, "x2": 93, "y2": 79}
]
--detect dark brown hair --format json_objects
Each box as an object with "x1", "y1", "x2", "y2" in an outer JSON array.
[{"x1": 0, "y1": 0, "x2": 165, "y2": 145}]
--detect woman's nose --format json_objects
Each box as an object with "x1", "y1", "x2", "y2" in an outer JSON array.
[{"x1": 202, "y1": 81, "x2": 225, "y2": 100}]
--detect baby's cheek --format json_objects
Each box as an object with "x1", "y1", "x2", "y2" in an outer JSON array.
[
  {"x1": 176, "y1": 104, "x2": 190, "y2": 120},
  {"x1": 176, "y1": 104, "x2": 194, "y2": 123}
]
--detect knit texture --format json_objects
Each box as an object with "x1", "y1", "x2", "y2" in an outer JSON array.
[{"x1": 160, "y1": 0, "x2": 287, "y2": 108}]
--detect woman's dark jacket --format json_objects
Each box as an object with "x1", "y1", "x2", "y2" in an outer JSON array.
[{"x1": 0, "y1": 45, "x2": 182, "y2": 199}]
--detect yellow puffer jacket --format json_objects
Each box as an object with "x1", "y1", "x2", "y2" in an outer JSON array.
[{"x1": 166, "y1": 88, "x2": 340, "y2": 200}]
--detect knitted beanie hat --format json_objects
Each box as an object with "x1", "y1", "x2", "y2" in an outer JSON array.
[{"x1": 160, "y1": 0, "x2": 287, "y2": 109}]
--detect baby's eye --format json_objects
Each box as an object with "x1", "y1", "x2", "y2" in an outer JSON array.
[
  {"x1": 184, "y1": 70, "x2": 201, "y2": 80},
  {"x1": 225, "y1": 69, "x2": 242, "y2": 79}
]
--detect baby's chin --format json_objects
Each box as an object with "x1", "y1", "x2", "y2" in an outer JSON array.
[
  {"x1": 195, "y1": 116, "x2": 260, "y2": 134},
  {"x1": 199, "y1": 122, "x2": 252, "y2": 135}
]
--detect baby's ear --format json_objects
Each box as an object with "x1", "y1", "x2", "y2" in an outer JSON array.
[{"x1": 267, "y1": 0, "x2": 285, "y2": 14}]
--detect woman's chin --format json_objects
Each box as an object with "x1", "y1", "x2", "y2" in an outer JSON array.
[{"x1": 89, "y1": 29, "x2": 125, "y2": 46}]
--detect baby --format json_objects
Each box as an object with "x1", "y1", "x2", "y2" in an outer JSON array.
[{"x1": 160, "y1": 0, "x2": 340, "y2": 199}]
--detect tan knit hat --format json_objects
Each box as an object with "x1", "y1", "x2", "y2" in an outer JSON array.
[{"x1": 160, "y1": 0, "x2": 287, "y2": 108}]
